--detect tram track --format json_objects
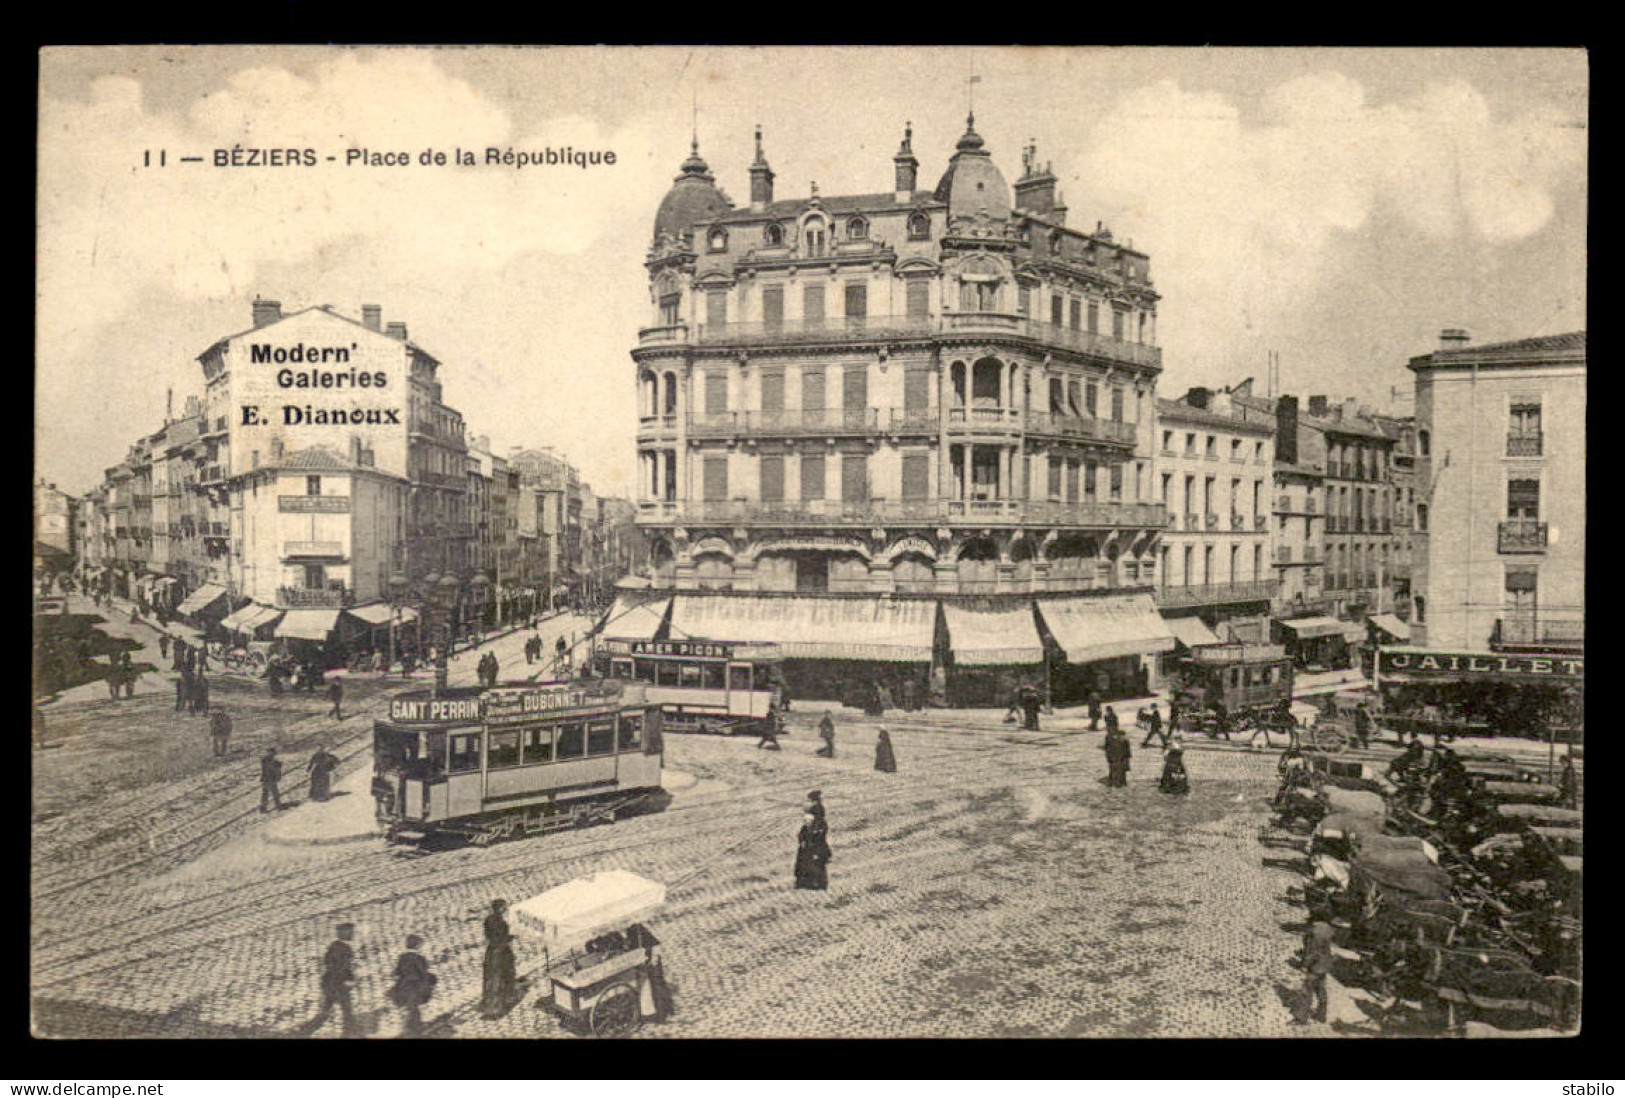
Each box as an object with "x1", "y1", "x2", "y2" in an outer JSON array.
[{"x1": 32, "y1": 729, "x2": 1091, "y2": 992}]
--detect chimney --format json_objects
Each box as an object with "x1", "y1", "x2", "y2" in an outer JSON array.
[
  {"x1": 1051, "y1": 188, "x2": 1067, "y2": 226},
  {"x1": 1438, "y1": 327, "x2": 1470, "y2": 350},
  {"x1": 270, "y1": 437, "x2": 285, "y2": 461},
  {"x1": 893, "y1": 122, "x2": 919, "y2": 202},
  {"x1": 385, "y1": 321, "x2": 408, "y2": 341},
  {"x1": 362, "y1": 305, "x2": 382, "y2": 332},
  {"x1": 351, "y1": 435, "x2": 364, "y2": 465},
  {"x1": 1342, "y1": 396, "x2": 1361, "y2": 422},
  {"x1": 1276, "y1": 396, "x2": 1300, "y2": 465},
  {"x1": 1307, "y1": 395, "x2": 1329, "y2": 418},
  {"x1": 1013, "y1": 142, "x2": 1058, "y2": 219},
  {"x1": 749, "y1": 126, "x2": 775, "y2": 211},
  {"x1": 252, "y1": 297, "x2": 282, "y2": 328},
  {"x1": 1184, "y1": 386, "x2": 1212, "y2": 410}
]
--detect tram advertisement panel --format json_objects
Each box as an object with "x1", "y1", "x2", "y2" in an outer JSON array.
[
  {"x1": 631, "y1": 640, "x2": 734, "y2": 659},
  {"x1": 1377, "y1": 648, "x2": 1583, "y2": 682}
]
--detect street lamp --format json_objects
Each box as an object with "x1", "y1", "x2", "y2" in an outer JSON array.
[{"x1": 386, "y1": 570, "x2": 410, "y2": 678}]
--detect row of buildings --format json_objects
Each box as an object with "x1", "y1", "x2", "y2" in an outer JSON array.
[
  {"x1": 67, "y1": 301, "x2": 643, "y2": 654},
  {"x1": 608, "y1": 117, "x2": 1583, "y2": 704}
]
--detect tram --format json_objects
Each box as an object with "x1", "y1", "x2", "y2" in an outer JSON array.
[
  {"x1": 600, "y1": 639, "x2": 782, "y2": 735},
  {"x1": 1172, "y1": 643, "x2": 1297, "y2": 737},
  {"x1": 371, "y1": 679, "x2": 665, "y2": 846}
]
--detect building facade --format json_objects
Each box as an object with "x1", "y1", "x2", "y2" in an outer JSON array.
[
  {"x1": 1408, "y1": 330, "x2": 1585, "y2": 653},
  {"x1": 1313, "y1": 395, "x2": 1397, "y2": 619},
  {"x1": 626, "y1": 120, "x2": 1176, "y2": 703}
]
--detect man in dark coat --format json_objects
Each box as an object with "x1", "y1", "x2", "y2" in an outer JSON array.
[
  {"x1": 389, "y1": 934, "x2": 436, "y2": 1038},
  {"x1": 158, "y1": 633, "x2": 170, "y2": 660},
  {"x1": 192, "y1": 673, "x2": 210, "y2": 715},
  {"x1": 487, "y1": 652, "x2": 500, "y2": 686},
  {"x1": 816, "y1": 712, "x2": 836, "y2": 758},
  {"x1": 1103, "y1": 705, "x2": 1120, "y2": 737},
  {"x1": 1019, "y1": 683, "x2": 1042, "y2": 731},
  {"x1": 1103, "y1": 728, "x2": 1132, "y2": 788},
  {"x1": 210, "y1": 708, "x2": 233, "y2": 757},
  {"x1": 1087, "y1": 689, "x2": 1103, "y2": 731},
  {"x1": 756, "y1": 705, "x2": 783, "y2": 750},
  {"x1": 481, "y1": 899, "x2": 517, "y2": 1019},
  {"x1": 1168, "y1": 695, "x2": 1183, "y2": 735},
  {"x1": 1353, "y1": 702, "x2": 1374, "y2": 749},
  {"x1": 900, "y1": 677, "x2": 917, "y2": 712},
  {"x1": 327, "y1": 677, "x2": 344, "y2": 720},
  {"x1": 260, "y1": 747, "x2": 284, "y2": 812},
  {"x1": 1141, "y1": 703, "x2": 1166, "y2": 749},
  {"x1": 806, "y1": 790, "x2": 826, "y2": 821},
  {"x1": 1557, "y1": 754, "x2": 1579, "y2": 809},
  {"x1": 310, "y1": 922, "x2": 360, "y2": 1037},
  {"x1": 175, "y1": 668, "x2": 190, "y2": 711},
  {"x1": 794, "y1": 812, "x2": 831, "y2": 890},
  {"x1": 874, "y1": 729, "x2": 898, "y2": 773},
  {"x1": 106, "y1": 661, "x2": 121, "y2": 702},
  {"x1": 308, "y1": 744, "x2": 340, "y2": 802}
]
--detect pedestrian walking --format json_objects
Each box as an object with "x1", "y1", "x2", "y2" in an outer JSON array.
[
  {"x1": 1087, "y1": 689, "x2": 1103, "y2": 731},
  {"x1": 1140, "y1": 704, "x2": 1165, "y2": 748},
  {"x1": 194, "y1": 673, "x2": 210, "y2": 715},
  {"x1": 1020, "y1": 682, "x2": 1042, "y2": 731},
  {"x1": 480, "y1": 898, "x2": 517, "y2": 1019},
  {"x1": 1103, "y1": 727, "x2": 1132, "y2": 788},
  {"x1": 1158, "y1": 737, "x2": 1190, "y2": 796},
  {"x1": 756, "y1": 705, "x2": 783, "y2": 750},
  {"x1": 389, "y1": 934, "x2": 436, "y2": 1038},
  {"x1": 308, "y1": 743, "x2": 340, "y2": 802},
  {"x1": 1169, "y1": 695, "x2": 1183, "y2": 735},
  {"x1": 900, "y1": 676, "x2": 917, "y2": 712},
  {"x1": 793, "y1": 811, "x2": 831, "y2": 891},
  {"x1": 174, "y1": 669, "x2": 189, "y2": 711},
  {"x1": 309, "y1": 923, "x2": 360, "y2": 1037},
  {"x1": 210, "y1": 708, "x2": 233, "y2": 757},
  {"x1": 1294, "y1": 920, "x2": 1336, "y2": 1024},
  {"x1": 158, "y1": 634, "x2": 170, "y2": 660},
  {"x1": 876, "y1": 679, "x2": 894, "y2": 714},
  {"x1": 1557, "y1": 753, "x2": 1579, "y2": 809},
  {"x1": 806, "y1": 789, "x2": 826, "y2": 821},
  {"x1": 1103, "y1": 705, "x2": 1120, "y2": 737},
  {"x1": 106, "y1": 661, "x2": 121, "y2": 701},
  {"x1": 779, "y1": 678, "x2": 793, "y2": 713},
  {"x1": 327, "y1": 677, "x2": 344, "y2": 720},
  {"x1": 487, "y1": 652, "x2": 500, "y2": 686},
  {"x1": 259, "y1": 747, "x2": 284, "y2": 812},
  {"x1": 122, "y1": 663, "x2": 139, "y2": 699},
  {"x1": 1354, "y1": 702, "x2": 1374, "y2": 750},
  {"x1": 195, "y1": 645, "x2": 210, "y2": 673},
  {"x1": 874, "y1": 729, "x2": 897, "y2": 773},
  {"x1": 816, "y1": 711, "x2": 836, "y2": 758}
]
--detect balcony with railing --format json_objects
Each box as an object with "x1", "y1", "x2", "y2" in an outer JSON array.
[
  {"x1": 658, "y1": 498, "x2": 1169, "y2": 529},
  {"x1": 636, "y1": 414, "x2": 681, "y2": 435},
  {"x1": 1275, "y1": 495, "x2": 1319, "y2": 514},
  {"x1": 1492, "y1": 616, "x2": 1583, "y2": 650},
  {"x1": 277, "y1": 585, "x2": 355, "y2": 608},
  {"x1": 946, "y1": 406, "x2": 1023, "y2": 434},
  {"x1": 1154, "y1": 579, "x2": 1279, "y2": 608},
  {"x1": 1506, "y1": 430, "x2": 1544, "y2": 458},
  {"x1": 1024, "y1": 411, "x2": 1137, "y2": 446},
  {"x1": 637, "y1": 323, "x2": 690, "y2": 347},
  {"x1": 1498, "y1": 520, "x2": 1548, "y2": 554}
]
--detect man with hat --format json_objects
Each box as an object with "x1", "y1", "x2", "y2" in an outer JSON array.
[
  {"x1": 806, "y1": 790, "x2": 826, "y2": 821},
  {"x1": 309, "y1": 922, "x2": 359, "y2": 1037},
  {"x1": 259, "y1": 746, "x2": 285, "y2": 812},
  {"x1": 209, "y1": 707, "x2": 233, "y2": 757}
]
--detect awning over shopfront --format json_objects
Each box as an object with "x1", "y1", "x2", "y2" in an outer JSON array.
[
  {"x1": 275, "y1": 608, "x2": 342, "y2": 641},
  {"x1": 220, "y1": 603, "x2": 269, "y2": 634},
  {"x1": 165, "y1": 622, "x2": 206, "y2": 642},
  {"x1": 1277, "y1": 616, "x2": 1347, "y2": 640},
  {"x1": 1165, "y1": 615, "x2": 1222, "y2": 649},
  {"x1": 177, "y1": 583, "x2": 229, "y2": 618},
  {"x1": 1038, "y1": 594, "x2": 1177, "y2": 664},
  {"x1": 942, "y1": 603, "x2": 1045, "y2": 666},
  {"x1": 1368, "y1": 613, "x2": 1411, "y2": 643},
  {"x1": 666, "y1": 595, "x2": 935, "y2": 661},
  {"x1": 600, "y1": 595, "x2": 672, "y2": 642},
  {"x1": 344, "y1": 603, "x2": 420, "y2": 627},
  {"x1": 1341, "y1": 623, "x2": 1368, "y2": 643}
]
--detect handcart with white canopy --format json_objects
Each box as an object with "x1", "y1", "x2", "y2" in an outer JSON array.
[{"x1": 513, "y1": 870, "x2": 669, "y2": 1037}]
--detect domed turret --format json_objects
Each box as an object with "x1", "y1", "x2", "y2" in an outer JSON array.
[
  {"x1": 654, "y1": 138, "x2": 734, "y2": 245},
  {"x1": 933, "y1": 112, "x2": 1011, "y2": 222}
]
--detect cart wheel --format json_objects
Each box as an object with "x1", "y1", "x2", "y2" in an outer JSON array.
[
  {"x1": 590, "y1": 981, "x2": 641, "y2": 1038},
  {"x1": 1316, "y1": 724, "x2": 1349, "y2": 755}
]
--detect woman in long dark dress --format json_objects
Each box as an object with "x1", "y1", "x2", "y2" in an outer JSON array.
[
  {"x1": 308, "y1": 745, "x2": 339, "y2": 802},
  {"x1": 480, "y1": 898, "x2": 517, "y2": 1018},
  {"x1": 793, "y1": 814, "x2": 831, "y2": 890},
  {"x1": 1158, "y1": 739, "x2": 1190, "y2": 796},
  {"x1": 874, "y1": 729, "x2": 897, "y2": 773}
]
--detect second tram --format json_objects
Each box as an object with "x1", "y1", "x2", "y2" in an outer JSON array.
[{"x1": 601, "y1": 639, "x2": 782, "y2": 735}]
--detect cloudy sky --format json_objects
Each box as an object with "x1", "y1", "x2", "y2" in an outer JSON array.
[{"x1": 37, "y1": 46, "x2": 1587, "y2": 497}]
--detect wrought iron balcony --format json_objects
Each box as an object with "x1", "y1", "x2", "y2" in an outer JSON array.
[
  {"x1": 1154, "y1": 580, "x2": 1280, "y2": 608},
  {"x1": 947, "y1": 405, "x2": 1023, "y2": 432},
  {"x1": 1506, "y1": 430, "x2": 1543, "y2": 457},
  {"x1": 637, "y1": 324, "x2": 690, "y2": 346},
  {"x1": 653, "y1": 498, "x2": 1169, "y2": 529},
  {"x1": 277, "y1": 585, "x2": 354, "y2": 608},
  {"x1": 1498, "y1": 520, "x2": 1548, "y2": 553},
  {"x1": 1493, "y1": 616, "x2": 1583, "y2": 649},
  {"x1": 1023, "y1": 411, "x2": 1137, "y2": 446}
]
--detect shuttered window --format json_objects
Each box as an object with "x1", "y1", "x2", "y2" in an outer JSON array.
[
  {"x1": 802, "y1": 368, "x2": 825, "y2": 425},
  {"x1": 1084, "y1": 462, "x2": 1098, "y2": 501},
  {"x1": 801, "y1": 453, "x2": 825, "y2": 500},
  {"x1": 704, "y1": 372, "x2": 728, "y2": 415},
  {"x1": 1087, "y1": 301, "x2": 1099, "y2": 332},
  {"x1": 1111, "y1": 388, "x2": 1125, "y2": 422},
  {"x1": 1048, "y1": 457, "x2": 1062, "y2": 500},
  {"x1": 1112, "y1": 308, "x2": 1126, "y2": 340},
  {"x1": 1069, "y1": 298, "x2": 1082, "y2": 330},
  {"x1": 760, "y1": 454, "x2": 784, "y2": 502},
  {"x1": 1507, "y1": 478, "x2": 1540, "y2": 519},
  {"x1": 906, "y1": 280, "x2": 929, "y2": 319},
  {"x1": 1066, "y1": 459, "x2": 1080, "y2": 504},
  {"x1": 706, "y1": 290, "x2": 727, "y2": 327},
  {"x1": 702, "y1": 457, "x2": 728, "y2": 501},
  {"x1": 841, "y1": 454, "x2": 869, "y2": 502},
  {"x1": 1051, "y1": 295, "x2": 1063, "y2": 326},
  {"x1": 803, "y1": 284, "x2": 824, "y2": 326},
  {"x1": 902, "y1": 453, "x2": 930, "y2": 500},
  {"x1": 760, "y1": 370, "x2": 784, "y2": 414},
  {"x1": 843, "y1": 366, "x2": 867, "y2": 413},
  {"x1": 1110, "y1": 464, "x2": 1123, "y2": 500},
  {"x1": 845, "y1": 282, "x2": 867, "y2": 320},
  {"x1": 1085, "y1": 383, "x2": 1098, "y2": 417},
  {"x1": 904, "y1": 368, "x2": 930, "y2": 412},
  {"x1": 762, "y1": 286, "x2": 784, "y2": 328}
]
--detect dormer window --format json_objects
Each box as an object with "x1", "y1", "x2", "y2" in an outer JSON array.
[
  {"x1": 707, "y1": 228, "x2": 728, "y2": 253},
  {"x1": 847, "y1": 216, "x2": 868, "y2": 240},
  {"x1": 763, "y1": 222, "x2": 784, "y2": 246},
  {"x1": 803, "y1": 215, "x2": 827, "y2": 258},
  {"x1": 907, "y1": 212, "x2": 930, "y2": 240},
  {"x1": 1049, "y1": 230, "x2": 1062, "y2": 255}
]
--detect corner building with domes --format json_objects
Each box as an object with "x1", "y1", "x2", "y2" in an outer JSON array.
[{"x1": 623, "y1": 117, "x2": 1177, "y2": 707}]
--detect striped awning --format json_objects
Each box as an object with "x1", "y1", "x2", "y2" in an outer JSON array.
[
  {"x1": 666, "y1": 595, "x2": 935, "y2": 661},
  {"x1": 1369, "y1": 613, "x2": 1410, "y2": 642},
  {"x1": 1165, "y1": 615, "x2": 1222, "y2": 649},
  {"x1": 220, "y1": 603, "x2": 268, "y2": 633},
  {"x1": 275, "y1": 608, "x2": 341, "y2": 641},
  {"x1": 942, "y1": 603, "x2": 1044, "y2": 665},
  {"x1": 1038, "y1": 594, "x2": 1177, "y2": 664},
  {"x1": 345, "y1": 602, "x2": 420, "y2": 627},
  {"x1": 176, "y1": 583, "x2": 229, "y2": 617}
]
